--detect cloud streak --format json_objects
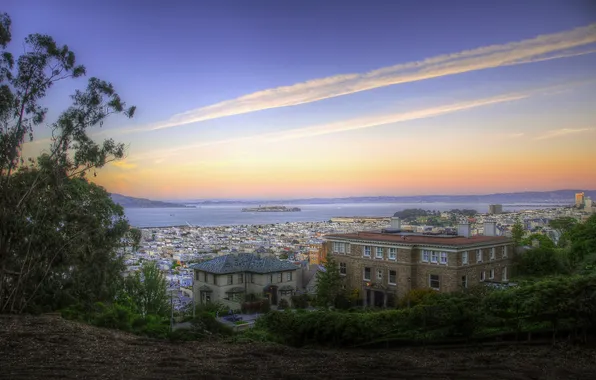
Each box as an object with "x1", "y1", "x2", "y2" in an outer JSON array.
[
  {"x1": 133, "y1": 88, "x2": 543, "y2": 162},
  {"x1": 534, "y1": 128, "x2": 594, "y2": 140},
  {"x1": 133, "y1": 23, "x2": 596, "y2": 133}
]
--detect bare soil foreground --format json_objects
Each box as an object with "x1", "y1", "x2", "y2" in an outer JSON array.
[{"x1": 1, "y1": 315, "x2": 596, "y2": 380}]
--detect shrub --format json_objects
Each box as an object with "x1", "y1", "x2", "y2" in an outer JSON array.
[
  {"x1": 291, "y1": 294, "x2": 310, "y2": 309},
  {"x1": 190, "y1": 312, "x2": 233, "y2": 338},
  {"x1": 399, "y1": 288, "x2": 438, "y2": 308},
  {"x1": 278, "y1": 299, "x2": 289, "y2": 310}
]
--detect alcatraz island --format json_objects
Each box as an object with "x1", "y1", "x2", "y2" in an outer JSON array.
[{"x1": 241, "y1": 205, "x2": 301, "y2": 212}]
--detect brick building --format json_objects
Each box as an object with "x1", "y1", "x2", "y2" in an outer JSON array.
[{"x1": 324, "y1": 219, "x2": 514, "y2": 307}]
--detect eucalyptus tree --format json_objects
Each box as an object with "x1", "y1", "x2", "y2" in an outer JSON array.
[{"x1": 0, "y1": 12, "x2": 136, "y2": 313}]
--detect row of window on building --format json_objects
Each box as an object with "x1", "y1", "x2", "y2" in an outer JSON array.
[
  {"x1": 194, "y1": 271, "x2": 293, "y2": 285},
  {"x1": 333, "y1": 242, "x2": 509, "y2": 265},
  {"x1": 338, "y1": 264, "x2": 508, "y2": 289}
]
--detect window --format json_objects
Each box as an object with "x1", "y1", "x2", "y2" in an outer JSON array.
[
  {"x1": 268, "y1": 274, "x2": 273, "y2": 283},
  {"x1": 333, "y1": 242, "x2": 347, "y2": 254},
  {"x1": 440, "y1": 252, "x2": 448, "y2": 264},
  {"x1": 286, "y1": 272, "x2": 292, "y2": 281},
  {"x1": 431, "y1": 251, "x2": 438, "y2": 263},
  {"x1": 490, "y1": 248, "x2": 496, "y2": 260},
  {"x1": 502, "y1": 266, "x2": 508, "y2": 281},
  {"x1": 339, "y1": 262, "x2": 347, "y2": 275},
  {"x1": 429, "y1": 274, "x2": 440, "y2": 290},
  {"x1": 502, "y1": 246, "x2": 508, "y2": 258},
  {"x1": 389, "y1": 248, "x2": 397, "y2": 260},
  {"x1": 363, "y1": 246, "x2": 371, "y2": 257},
  {"x1": 476, "y1": 249, "x2": 483, "y2": 263},
  {"x1": 389, "y1": 270, "x2": 397, "y2": 284},
  {"x1": 489, "y1": 268, "x2": 495, "y2": 279},
  {"x1": 194, "y1": 271, "x2": 199, "y2": 281},
  {"x1": 377, "y1": 269, "x2": 383, "y2": 280},
  {"x1": 364, "y1": 267, "x2": 371, "y2": 281},
  {"x1": 422, "y1": 250, "x2": 430, "y2": 262},
  {"x1": 238, "y1": 273, "x2": 244, "y2": 284},
  {"x1": 227, "y1": 275, "x2": 233, "y2": 285},
  {"x1": 203, "y1": 272, "x2": 207, "y2": 282},
  {"x1": 250, "y1": 273, "x2": 254, "y2": 283},
  {"x1": 376, "y1": 247, "x2": 384, "y2": 259},
  {"x1": 213, "y1": 275, "x2": 217, "y2": 285},
  {"x1": 462, "y1": 251, "x2": 468, "y2": 265},
  {"x1": 277, "y1": 273, "x2": 283, "y2": 282},
  {"x1": 480, "y1": 271, "x2": 486, "y2": 281},
  {"x1": 461, "y1": 275, "x2": 468, "y2": 288}
]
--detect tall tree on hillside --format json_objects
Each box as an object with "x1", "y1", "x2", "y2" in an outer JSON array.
[
  {"x1": 511, "y1": 219, "x2": 525, "y2": 247},
  {"x1": 315, "y1": 255, "x2": 346, "y2": 308},
  {"x1": 121, "y1": 262, "x2": 169, "y2": 317},
  {"x1": 0, "y1": 13, "x2": 136, "y2": 313}
]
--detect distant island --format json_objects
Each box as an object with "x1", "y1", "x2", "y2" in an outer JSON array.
[
  {"x1": 241, "y1": 206, "x2": 301, "y2": 212},
  {"x1": 110, "y1": 193, "x2": 191, "y2": 208}
]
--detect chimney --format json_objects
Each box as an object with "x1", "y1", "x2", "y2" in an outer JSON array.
[
  {"x1": 390, "y1": 216, "x2": 401, "y2": 230},
  {"x1": 458, "y1": 221, "x2": 471, "y2": 238},
  {"x1": 484, "y1": 220, "x2": 497, "y2": 236}
]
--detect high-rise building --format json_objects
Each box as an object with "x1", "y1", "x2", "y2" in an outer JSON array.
[
  {"x1": 575, "y1": 192, "x2": 585, "y2": 208},
  {"x1": 488, "y1": 204, "x2": 503, "y2": 214}
]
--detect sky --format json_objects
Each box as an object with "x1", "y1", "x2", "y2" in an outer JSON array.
[{"x1": 5, "y1": 0, "x2": 596, "y2": 200}]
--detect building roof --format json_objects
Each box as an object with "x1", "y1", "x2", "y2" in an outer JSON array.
[
  {"x1": 325, "y1": 232, "x2": 510, "y2": 248},
  {"x1": 189, "y1": 253, "x2": 299, "y2": 274}
]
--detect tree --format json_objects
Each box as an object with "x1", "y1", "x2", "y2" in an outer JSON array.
[
  {"x1": 315, "y1": 255, "x2": 345, "y2": 308},
  {"x1": 567, "y1": 214, "x2": 596, "y2": 271},
  {"x1": 121, "y1": 262, "x2": 169, "y2": 317},
  {"x1": 515, "y1": 246, "x2": 568, "y2": 278},
  {"x1": 0, "y1": 13, "x2": 136, "y2": 313},
  {"x1": 522, "y1": 233, "x2": 556, "y2": 250},
  {"x1": 511, "y1": 219, "x2": 525, "y2": 247}
]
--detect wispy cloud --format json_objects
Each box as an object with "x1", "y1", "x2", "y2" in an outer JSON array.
[
  {"x1": 129, "y1": 23, "x2": 596, "y2": 133},
  {"x1": 534, "y1": 128, "x2": 594, "y2": 140},
  {"x1": 133, "y1": 88, "x2": 546, "y2": 162}
]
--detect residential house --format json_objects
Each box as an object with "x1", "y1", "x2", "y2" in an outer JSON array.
[{"x1": 190, "y1": 253, "x2": 300, "y2": 310}]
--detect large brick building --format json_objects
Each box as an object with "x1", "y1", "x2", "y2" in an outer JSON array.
[{"x1": 324, "y1": 219, "x2": 513, "y2": 307}]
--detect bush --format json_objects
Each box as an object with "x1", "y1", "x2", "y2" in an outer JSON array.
[
  {"x1": 190, "y1": 312, "x2": 233, "y2": 338},
  {"x1": 291, "y1": 294, "x2": 310, "y2": 309},
  {"x1": 399, "y1": 288, "x2": 438, "y2": 308},
  {"x1": 278, "y1": 299, "x2": 289, "y2": 310},
  {"x1": 234, "y1": 328, "x2": 278, "y2": 344}
]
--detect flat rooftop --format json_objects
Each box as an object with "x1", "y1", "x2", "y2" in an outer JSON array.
[{"x1": 325, "y1": 231, "x2": 510, "y2": 247}]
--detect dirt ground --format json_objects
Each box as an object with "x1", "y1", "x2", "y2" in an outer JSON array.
[{"x1": 1, "y1": 314, "x2": 596, "y2": 380}]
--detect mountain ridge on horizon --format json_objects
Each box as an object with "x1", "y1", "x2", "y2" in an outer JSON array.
[{"x1": 111, "y1": 189, "x2": 594, "y2": 208}]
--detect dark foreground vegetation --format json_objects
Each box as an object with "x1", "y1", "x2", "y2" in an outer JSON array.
[{"x1": 2, "y1": 314, "x2": 596, "y2": 380}]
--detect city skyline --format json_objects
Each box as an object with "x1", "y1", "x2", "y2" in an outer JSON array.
[{"x1": 8, "y1": 0, "x2": 596, "y2": 199}]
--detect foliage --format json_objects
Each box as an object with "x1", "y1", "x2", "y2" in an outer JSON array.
[
  {"x1": 521, "y1": 233, "x2": 556, "y2": 249},
  {"x1": 515, "y1": 246, "x2": 569, "y2": 278},
  {"x1": 189, "y1": 311, "x2": 233, "y2": 338},
  {"x1": 511, "y1": 219, "x2": 525, "y2": 247},
  {"x1": 291, "y1": 294, "x2": 310, "y2": 309},
  {"x1": 277, "y1": 298, "x2": 289, "y2": 310},
  {"x1": 0, "y1": 13, "x2": 135, "y2": 313},
  {"x1": 398, "y1": 288, "x2": 438, "y2": 308},
  {"x1": 315, "y1": 255, "x2": 346, "y2": 308},
  {"x1": 449, "y1": 209, "x2": 477, "y2": 217},
  {"x1": 256, "y1": 274, "x2": 596, "y2": 348},
  {"x1": 567, "y1": 214, "x2": 596, "y2": 267},
  {"x1": 120, "y1": 262, "x2": 169, "y2": 317}
]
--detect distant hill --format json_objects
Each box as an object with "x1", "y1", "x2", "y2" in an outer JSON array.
[
  {"x1": 110, "y1": 193, "x2": 189, "y2": 208},
  {"x1": 182, "y1": 190, "x2": 595, "y2": 205}
]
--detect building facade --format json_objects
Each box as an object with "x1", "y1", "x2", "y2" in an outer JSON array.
[
  {"x1": 488, "y1": 204, "x2": 503, "y2": 214},
  {"x1": 324, "y1": 223, "x2": 514, "y2": 307},
  {"x1": 190, "y1": 253, "x2": 299, "y2": 310}
]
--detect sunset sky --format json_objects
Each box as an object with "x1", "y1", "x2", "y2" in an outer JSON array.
[{"x1": 7, "y1": 0, "x2": 596, "y2": 200}]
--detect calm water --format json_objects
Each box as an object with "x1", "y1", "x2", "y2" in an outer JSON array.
[{"x1": 123, "y1": 202, "x2": 553, "y2": 228}]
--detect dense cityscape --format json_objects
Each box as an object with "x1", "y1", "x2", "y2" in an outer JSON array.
[{"x1": 124, "y1": 193, "x2": 595, "y2": 314}]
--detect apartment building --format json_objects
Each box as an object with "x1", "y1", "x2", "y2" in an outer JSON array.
[
  {"x1": 190, "y1": 253, "x2": 299, "y2": 310},
  {"x1": 324, "y1": 219, "x2": 514, "y2": 307}
]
